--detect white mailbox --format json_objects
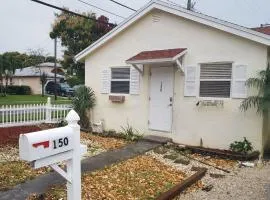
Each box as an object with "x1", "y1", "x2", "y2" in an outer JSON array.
[
  {"x1": 19, "y1": 126, "x2": 75, "y2": 162},
  {"x1": 19, "y1": 110, "x2": 86, "y2": 200}
]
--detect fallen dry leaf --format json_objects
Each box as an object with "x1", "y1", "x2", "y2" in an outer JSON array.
[{"x1": 32, "y1": 155, "x2": 189, "y2": 200}]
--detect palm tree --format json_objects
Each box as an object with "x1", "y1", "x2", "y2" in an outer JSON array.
[
  {"x1": 72, "y1": 86, "x2": 96, "y2": 129},
  {"x1": 240, "y1": 64, "x2": 270, "y2": 154},
  {"x1": 240, "y1": 64, "x2": 270, "y2": 113}
]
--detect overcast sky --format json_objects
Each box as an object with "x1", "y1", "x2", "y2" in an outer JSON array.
[{"x1": 1, "y1": 0, "x2": 270, "y2": 58}]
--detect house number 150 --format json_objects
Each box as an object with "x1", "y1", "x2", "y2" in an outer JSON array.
[{"x1": 53, "y1": 137, "x2": 69, "y2": 149}]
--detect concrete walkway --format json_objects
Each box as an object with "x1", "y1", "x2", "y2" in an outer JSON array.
[{"x1": 0, "y1": 136, "x2": 170, "y2": 200}]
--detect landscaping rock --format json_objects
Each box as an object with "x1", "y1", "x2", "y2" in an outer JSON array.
[
  {"x1": 153, "y1": 147, "x2": 169, "y2": 154},
  {"x1": 202, "y1": 184, "x2": 213, "y2": 192},
  {"x1": 177, "y1": 144, "x2": 187, "y2": 151},
  {"x1": 164, "y1": 153, "x2": 178, "y2": 160},
  {"x1": 174, "y1": 157, "x2": 190, "y2": 165},
  {"x1": 183, "y1": 149, "x2": 192, "y2": 155},
  {"x1": 209, "y1": 173, "x2": 226, "y2": 178}
]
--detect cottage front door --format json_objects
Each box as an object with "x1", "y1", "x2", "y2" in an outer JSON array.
[{"x1": 149, "y1": 66, "x2": 174, "y2": 132}]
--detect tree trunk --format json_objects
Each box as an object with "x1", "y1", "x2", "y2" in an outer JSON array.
[{"x1": 42, "y1": 82, "x2": 44, "y2": 97}]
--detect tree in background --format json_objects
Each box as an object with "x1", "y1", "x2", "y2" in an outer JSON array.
[
  {"x1": 50, "y1": 11, "x2": 115, "y2": 84},
  {"x1": 40, "y1": 72, "x2": 47, "y2": 97},
  {"x1": 0, "y1": 49, "x2": 56, "y2": 96}
]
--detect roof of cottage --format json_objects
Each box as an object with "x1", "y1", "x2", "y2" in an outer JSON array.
[
  {"x1": 37, "y1": 62, "x2": 62, "y2": 68},
  {"x1": 126, "y1": 48, "x2": 187, "y2": 62},
  {"x1": 75, "y1": 0, "x2": 270, "y2": 61},
  {"x1": 252, "y1": 26, "x2": 270, "y2": 36},
  {"x1": 14, "y1": 66, "x2": 64, "y2": 78}
]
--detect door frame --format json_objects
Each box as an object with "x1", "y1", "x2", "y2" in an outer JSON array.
[{"x1": 148, "y1": 65, "x2": 175, "y2": 133}]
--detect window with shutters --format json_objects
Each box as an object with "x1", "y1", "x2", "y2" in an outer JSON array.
[
  {"x1": 199, "y1": 63, "x2": 232, "y2": 98},
  {"x1": 111, "y1": 68, "x2": 130, "y2": 94}
]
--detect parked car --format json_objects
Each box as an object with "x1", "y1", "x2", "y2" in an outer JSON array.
[
  {"x1": 46, "y1": 82, "x2": 75, "y2": 97},
  {"x1": 73, "y1": 85, "x2": 84, "y2": 92}
]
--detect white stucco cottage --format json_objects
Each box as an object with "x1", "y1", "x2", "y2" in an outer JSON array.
[{"x1": 75, "y1": 1, "x2": 270, "y2": 153}]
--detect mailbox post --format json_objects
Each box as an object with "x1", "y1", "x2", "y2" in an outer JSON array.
[
  {"x1": 66, "y1": 110, "x2": 81, "y2": 200},
  {"x1": 19, "y1": 110, "x2": 86, "y2": 200}
]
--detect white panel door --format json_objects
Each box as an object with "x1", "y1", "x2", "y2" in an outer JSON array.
[{"x1": 149, "y1": 67, "x2": 174, "y2": 132}]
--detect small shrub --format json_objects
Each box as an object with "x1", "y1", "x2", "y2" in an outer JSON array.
[
  {"x1": 72, "y1": 86, "x2": 96, "y2": 129},
  {"x1": 6, "y1": 85, "x2": 31, "y2": 95},
  {"x1": 229, "y1": 137, "x2": 253, "y2": 154},
  {"x1": 57, "y1": 120, "x2": 68, "y2": 127},
  {"x1": 120, "y1": 122, "x2": 143, "y2": 141}
]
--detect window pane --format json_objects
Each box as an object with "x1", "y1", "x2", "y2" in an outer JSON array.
[
  {"x1": 111, "y1": 68, "x2": 130, "y2": 79},
  {"x1": 200, "y1": 63, "x2": 232, "y2": 79},
  {"x1": 200, "y1": 81, "x2": 231, "y2": 98},
  {"x1": 111, "y1": 81, "x2": 130, "y2": 94}
]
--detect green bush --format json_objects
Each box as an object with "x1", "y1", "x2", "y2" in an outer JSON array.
[
  {"x1": 6, "y1": 85, "x2": 31, "y2": 95},
  {"x1": 72, "y1": 86, "x2": 96, "y2": 129},
  {"x1": 229, "y1": 137, "x2": 253, "y2": 154},
  {"x1": 120, "y1": 122, "x2": 143, "y2": 141},
  {"x1": 66, "y1": 76, "x2": 84, "y2": 87}
]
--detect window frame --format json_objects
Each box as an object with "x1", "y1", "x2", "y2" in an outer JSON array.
[
  {"x1": 110, "y1": 66, "x2": 131, "y2": 95},
  {"x1": 198, "y1": 62, "x2": 233, "y2": 99}
]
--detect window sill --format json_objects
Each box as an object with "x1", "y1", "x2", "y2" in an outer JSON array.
[{"x1": 197, "y1": 97, "x2": 230, "y2": 101}]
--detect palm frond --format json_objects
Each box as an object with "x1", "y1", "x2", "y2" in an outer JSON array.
[
  {"x1": 72, "y1": 86, "x2": 96, "y2": 128},
  {"x1": 245, "y1": 77, "x2": 264, "y2": 90},
  {"x1": 240, "y1": 96, "x2": 264, "y2": 114}
]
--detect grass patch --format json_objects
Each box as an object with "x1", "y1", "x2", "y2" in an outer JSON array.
[{"x1": 0, "y1": 95, "x2": 71, "y2": 105}]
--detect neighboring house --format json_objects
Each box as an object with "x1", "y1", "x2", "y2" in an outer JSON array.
[
  {"x1": 12, "y1": 62, "x2": 64, "y2": 94},
  {"x1": 75, "y1": 0, "x2": 270, "y2": 153}
]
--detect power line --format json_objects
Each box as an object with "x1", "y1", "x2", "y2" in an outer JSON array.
[
  {"x1": 78, "y1": 0, "x2": 125, "y2": 19},
  {"x1": 107, "y1": 0, "x2": 136, "y2": 11},
  {"x1": 30, "y1": 0, "x2": 116, "y2": 27}
]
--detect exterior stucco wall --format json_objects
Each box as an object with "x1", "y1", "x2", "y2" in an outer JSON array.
[
  {"x1": 84, "y1": 10, "x2": 268, "y2": 151},
  {"x1": 12, "y1": 77, "x2": 41, "y2": 94}
]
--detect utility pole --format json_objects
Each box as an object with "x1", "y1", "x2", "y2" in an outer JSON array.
[
  {"x1": 187, "y1": 0, "x2": 196, "y2": 11},
  {"x1": 187, "y1": 0, "x2": 192, "y2": 10},
  {"x1": 54, "y1": 38, "x2": 57, "y2": 101}
]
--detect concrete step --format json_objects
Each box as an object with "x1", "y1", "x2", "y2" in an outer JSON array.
[{"x1": 142, "y1": 135, "x2": 172, "y2": 144}]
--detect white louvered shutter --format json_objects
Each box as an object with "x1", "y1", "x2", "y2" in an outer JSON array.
[
  {"x1": 130, "y1": 66, "x2": 140, "y2": 95},
  {"x1": 184, "y1": 66, "x2": 197, "y2": 96},
  {"x1": 101, "y1": 68, "x2": 111, "y2": 94},
  {"x1": 231, "y1": 65, "x2": 247, "y2": 98}
]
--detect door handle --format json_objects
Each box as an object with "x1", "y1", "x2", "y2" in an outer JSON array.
[{"x1": 168, "y1": 103, "x2": 173, "y2": 107}]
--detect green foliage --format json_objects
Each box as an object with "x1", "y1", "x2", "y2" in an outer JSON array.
[
  {"x1": 240, "y1": 64, "x2": 270, "y2": 113},
  {"x1": 72, "y1": 86, "x2": 96, "y2": 129},
  {"x1": 57, "y1": 120, "x2": 68, "y2": 127},
  {"x1": 66, "y1": 76, "x2": 84, "y2": 87},
  {"x1": 229, "y1": 137, "x2": 253, "y2": 154},
  {"x1": 120, "y1": 122, "x2": 143, "y2": 141},
  {"x1": 6, "y1": 85, "x2": 31, "y2": 95},
  {"x1": 50, "y1": 12, "x2": 115, "y2": 81}
]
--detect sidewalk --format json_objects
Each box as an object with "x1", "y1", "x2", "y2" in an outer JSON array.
[{"x1": 0, "y1": 136, "x2": 170, "y2": 200}]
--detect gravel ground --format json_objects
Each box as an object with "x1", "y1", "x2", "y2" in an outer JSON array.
[
  {"x1": 179, "y1": 161, "x2": 270, "y2": 200},
  {"x1": 147, "y1": 149, "x2": 270, "y2": 200}
]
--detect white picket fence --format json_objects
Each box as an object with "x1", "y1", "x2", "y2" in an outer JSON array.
[{"x1": 0, "y1": 97, "x2": 72, "y2": 127}]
